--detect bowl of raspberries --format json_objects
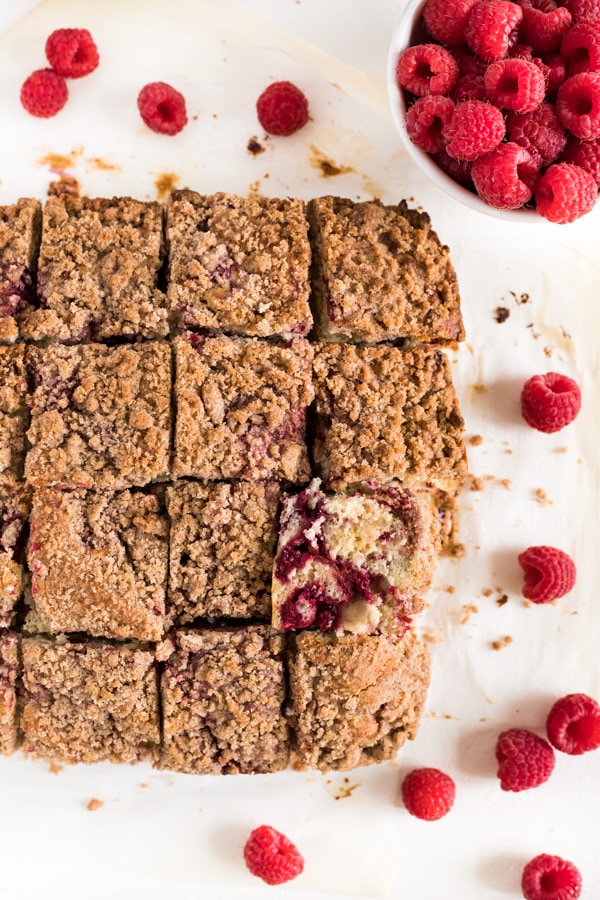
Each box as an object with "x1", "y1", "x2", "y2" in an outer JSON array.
[{"x1": 388, "y1": 0, "x2": 600, "y2": 223}]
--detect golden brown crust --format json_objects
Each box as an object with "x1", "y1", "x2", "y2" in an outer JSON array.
[
  {"x1": 27, "y1": 488, "x2": 168, "y2": 641},
  {"x1": 158, "y1": 626, "x2": 288, "y2": 775},
  {"x1": 166, "y1": 191, "x2": 312, "y2": 337},
  {"x1": 312, "y1": 342, "x2": 467, "y2": 491},
  {"x1": 0, "y1": 199, "x2": 41, "y2": 344},
  {"x1": 0, "y1": 344, "x2": 28, "y2": 484},
  {"x1": 20, "y1": 636, "x2": 160, "y2": 765},
  {"x1": 0, "y1": 631, "x2": 19, "y2": 756},
  {"x1": 308, "y1": 196, "x2": 463, "y2": 344},
  {"x1": 172, "y1": 334, "x2": 314, "y2": 483},
  {"x1": 287, "y1": 629, "x2": 430, "y2": 771},
  {"x1": 20, "y1": 195, "x2": 168, "y2": 341},
  {"x1": 25, "y1": 341, "x2": 172, "y2": 490},
  {"x1": 167, "y1": 480, "x2": 280, "y2": 621}
]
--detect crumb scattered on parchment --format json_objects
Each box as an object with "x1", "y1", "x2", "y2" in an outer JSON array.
[
  {"x1": 469, "y1": 434, "x2": 483, "y2": 446},
  {"x1": 49, "y1": 761, "x2": 63, "y2": 775},
  {"x1": 248, "y1": 179, "x2": 264, "y2": 200},
  {"x1": 495, "y1": 306, "x2": 510, "y2": 323},
  {"x1": 508, "y1": 290, "x2": 530, "y2": 305},
  {"x1": 87, "y1": 798, "x2": 104, "y2": 812},
  {"x1": 555, "y1": 446, "x2": 568, "y2": 454},
  {"x1": 48, "y1": 174, "x2": 80, "y2": 197},
  {"x1": 333, "y1": 777, "x2": 360, "y2": 800},
  {"x1": 247, "y1": 136, "x2": 265, "y2": 156},
  {"x1": 421, "y1": 631, "x2": 441, "y2": 645},
  {"x1": 87, "y1": 157, "x2": 120, "y2": 172},
  {"x1": 496, "y1": 594, "x2": 509, "y2": 607},
  {"x1": 501, "y1": 478, "x2": 511, "y2": 489},
  {"x1": 482, "y1": 588, "x2": 493, "y2": 597},
  {"x1": 38, "y1": 148, "x2": 84, "y2": 170},
  {"x1": 461, "y1": 603, "x2": 478, "y2": 624},
  {"x1": 471, "y1": 382, "x2": 487, "y2": 394},
  {"x1": 470, "y1": 476, "x2": 485, "y2": 492},
  {"x1": 139, "y1": 783, "x2": 148, "y2": 789},
  {"x1": 155, "y1": 172, "x2": 179, "y2": 201},
  {"x1": 534, "y1": 488, "x2": 553, "y2": 507},
  {"x1": 491, "y1": 635, "x2": 513, "y2": 651},
  {"x1": 445, "y1": 585, "x2": 455, "y2": 594},
  {"x1": 309, "y1": 145, "x2": 355, "y2": 178},
  {"x1": 449, "y1": 542, "x2": 466, "y2": 559}
]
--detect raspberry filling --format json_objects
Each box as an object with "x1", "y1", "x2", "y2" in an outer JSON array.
[{"x1": 0, "y1": 266, "x2": 33, "y2": 318}]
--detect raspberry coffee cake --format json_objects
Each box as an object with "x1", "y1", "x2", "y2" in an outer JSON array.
[
  {"x1": 0, "y1": 199, "x2": 41, "y2": 345},
  {"x1": 0, "y1": 189, "x2": 465, "y2": 775}
]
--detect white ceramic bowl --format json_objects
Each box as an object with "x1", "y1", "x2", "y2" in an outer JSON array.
[{"x1": 386, "y1": 0, "x2": 541, "y2": 223}]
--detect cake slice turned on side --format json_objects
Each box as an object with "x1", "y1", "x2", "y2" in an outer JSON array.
[
  {"x1": 287, "y1": 629, "x2": 430, "y2": 771},
  {"x1": 0, "y1": 631, "x2": 19, "y2": 756},
  {"x1": 272, "y1": 479, "x2": 441, "y2": 636}
]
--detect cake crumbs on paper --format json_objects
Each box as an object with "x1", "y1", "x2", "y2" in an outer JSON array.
[
  {"x1": 491, "y1": 635, "x2": 513, "y2": 651},
  {"x1": 534, "y1": 488, "x2": 553, "y2": 507},
  {"x1": 48, "y1": 174, "x2": 80, "y2": 197},
  {"x1": 154, "y1": 172, "x2": 179, "y2": 202},
  {"x1": 461, "y1": 603, "x2": 478, "y2": 624},
  {"x1": 421, "y1": 630, "x2": 441, "y2": 645},
  {"x1": 470, "y1": 476, "x2": 484, "y2": 491},
  {"x1": 48, "y1": 761, "x2": 63, "y2": 775},
  {"x1": 445, "y1": 585, "x2": 456, "y2": 594},
  {"x1": 555, "y1": 446, "x2": 568, "y2": 454},
  {"x1": 496, "y1": 594, "x2": 509, "y2": 607},
  {"x1": 86, "y1": 798, "x2": 104, "y2": 811},
  {"x1": 494, "y1": 306, "x2": 510, "y2": 323},
  {"x1": 508, "y1": 290, "x2": 530, "y2": 305},
  {"x1": 308, "y1": 145, "x2": 355, "y2": 178},
  {"x1": 247, "y1": 137, "x2": 265, "y2": 156},
  {"x1": 331, "y1": 777, "x2": 361, "y2": 800},
  {"x1": 468, "y1": 434, "x2": 483, "y2": 446},
  {"x1": 500, "y1": 478, "x2": 511, "y2": 490}
]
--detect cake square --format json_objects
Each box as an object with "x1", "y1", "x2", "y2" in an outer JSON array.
[
  {"x1": 26, "y1": 488, "x2": 168, "y2": 641},
  {"x1": 25, "y1": 341, "x2": 172, "y2": 491},
  {"x1": 0, "y1": 631, "x2": 19, "y2": 756},
  {"x1": 20, "y1": 195, "x2": 168, "y2": 342},
  {"x1": 172, "y1": 334, "x2": 314, "y2": 483},
  {"x1": 167, "y1": 480, "x2": 281, "y2": 622},
  {"x1": 0, "y1": 344, "x2": 28, "y2": 484},
  {"x1": 1, "y1": 482, "x2": 31, "y2": 628},
  {"x1": 312, "y1": 342, "x2": 467, "y2": 492},
  {"x1": 158, "y1": 626, "x2": 288, "y2": 775},
  {"x1": 287, "y1": 629, "x2": 430, "y2": 771},
  {"x1": 0, "y1": 199, "x2": 41, "y2": 344},
  {"x1": 272, "y1": 479, "x2": 440, "y2": 635},
  {"x1": 307, "y1": 196, "x2": 464, "y2": 344},
  {"x1": 166, "y1": 191, "x2": 312, "y2": 337},
  {"x1": 20, "y1": 636, "x2": 160, "y2": 765}
]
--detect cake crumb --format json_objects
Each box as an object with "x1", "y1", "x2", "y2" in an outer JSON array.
[
  {"x1": 500, "y1": 478, "x2": 511, "y2": 489},
  {"x1": 49, "y1": 761, "x2": 63, "y2": 775},
  {"x1": 555, "y1": 446, "x2": 568, "y2": 454},
  {"x1": 247, "y1": 137, "x2": 265, "y2": 155},
  {"x1": 421, "y1": 631, "x2": 441, "y2": 644},
  {"x1": 48, "y1": 174, "x2": 80, "y2": 197},
  {"x1": 471, "y1": 382, "x2": 487, "y2": 393},
  {"x1": 494, "y1": 306, "x2": 510, "y2": 323},
  {"x1": 155, "y1": 172, "x2": 179, "y2": 202},
  {"x1": 332, "y1": 777, "x2": 361, "y2": 800},
  {"x1": 491, "y1": 635, "x2": 513, "y2": 651},
  {"x1": 87, "y1": 798, "x2": 104, "y2": 811},
  {"x1": 461, "y1": 603, "x2": 478, "y2": 624},
  {"x1": 449, "y1": 542, "x2": 466, "y2": 559},
  {"x1": 534, "y1": 488, "x2": 553, "y2": 507},
  {"x1": 470, "y1": 476, "x2": 484, "y2": 491},
  {"x1": 445, "y1": 585, "x2": 455, "y2": 594},
  {"x1": 482, "y1": 588, "x2": 493, "y2": 597},
  {"x1": 468, "y1": 434, "x2": 483, "y2": 446},
  {"x1": 496, "y1": 594, "x2": 509, "y2": 607},
  {"x1": 309, "y1": 146, "x2": 355, "y2": 178}
]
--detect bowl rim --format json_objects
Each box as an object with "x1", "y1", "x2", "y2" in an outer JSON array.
[{"x1": 386, "y1": 0, "x2": 543, "y2": 224}]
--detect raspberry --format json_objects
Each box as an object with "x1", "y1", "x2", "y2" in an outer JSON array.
[
  {"x1": 495, "y1": 728, "x2": 555, "y2": 791},
  {"x1": 519, "y1": 6, "x2": 572, "y2": 54},
  {"x1": 464, "y1": 0, "x2": 524, "y2": 62},
  {"x1": 452, "y1": 72, "x2": 488, "y2": 102},
  {"x1": 243, "y1": 825, "x2": 304, "y2": 886},
  {"x1": 563, "y1": 0, "x2": 600, "y2": 21},
  {"x1": 432, "y1": 148, "x2": 474, "y2": 185},
  {"x1": 507, "y1": 103, "x2": 568, "y2": 167},
  {"x1": 561, "y1": 134, "x2": 600, "y2": 185},
  {"x1": 400, "y1": 767, "x2": 456, "y2": 820},
  {"x1": 453, "y1": 47, "x2": 488, "y2": 76},
  {"x1": 536, "y1": 162, "x2": 598, "y2": 221},
  {"x1": 395, "y1": 44, "x2": 459, "y2": 96},
  {"x1": 518, "y1": 545, "x2": 576, "y2": 603},
  {"x1": 405, "y1": 95, "x2": 455, "y2": 153},
  {"x1": 45, "y1": 28, "x2": 99, "y2": 78},
  {"x1": 543, "y1": 52, "x2": 567, "y2": 96},
  {"x1": 561, "y1": 21, "x2": 600, "y2": 76},
  {"x1": 484, "y1": 58, "x2": 546, "y2": 112},
  {"x1": 522, "y1": 854, "x2": 582, "y2": 900},
  {"x1": 546, "y1": 693, "x2": 600, "y2": 754},
  {"x1": 256, "y1": 81, "x2": 309, "y2": 136},
  {"x1": 137, "y1": 82, "x2": 188, "y2": 135},
  {"x1": 556, "y1": 72, "x2": 600, "y2": 139},
  {"x1": 472, "y1": 142, "x2": 539, "y2": 208},
  {"x1": 20, "y1": 68, "x2": 68, "y2": 118},
  {"x1": 522, "y1": 371, "x2": 582, "y2": 431},
  {"x1": 422, "y1": 0, "x2": 480, "y2": 47},
  {"x1": 446, "y1": 100, "x2": 506, "y2": 160}
]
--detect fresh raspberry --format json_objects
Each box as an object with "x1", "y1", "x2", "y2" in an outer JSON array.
[
  {"x1": 137, "y1": 82, "x2": 188, "y2": 135},
  {"x1": 546, "y1": 693, "x2": 600, "y2": 754},
  {"x1": 561, "y1": 134, "x2": 600, "y2": 185},
  {"x1": 464, "y1": 0, "x2": 524, "y2": 62},
  {"x1": 517, "y1": 0, "x2": 560, "y2": 12},
  {"x1": 405, "y1": 95, "x2": 455, "y2": 153},
  {"x1": 543, "y1": 52, "x2": 567, "y2": 96},
  {"x1": 446, "y1": 100, "x2": 506, "y2": 160},
  {"x1": 519, "y1": 6, "x2": 572, "y2": 54},
  {"x1": 556, "y1": 72, "x2": 600, "y2": 139},
  {"x1": 256, "y1": 81, "x2": 309, "y2": 136},
  {"x1": 484, "y1": 58, "x2": 546, "y2": 112},
  {"x1": 507, "y1": 103, "x2": 568, "y2": 166},
  {"x1": 452, "y1": 72, "x2": 488, "y2": 102},
  {"x1": 563, "y1": 0, "x2": 600, "y2": 21},
  {"x1": 20, "y1": 68, "x2": 68, "y2": 118},
  {"x1": 243, "y1": 826, "x2": 304, "y2": 886},
  {"x1": 422, "y1": 0, "x2": 480, "y2": 47},
  {"x1": 518, "y1": 545, "x2": 577, "y2": 603},
  {"x1": 521, "y1": 371, "x2": 582, "y2": 431},
  {"x1": 561, "y1": 21, "x2": 600, "y2": 75},
  {"x1": 453, "y1": 47, "x2": 488, "y2": 76},
  {"x1": 472, "y1": 142, "x2": 539, "y2": 208},
  {"x1": 396, "y1": 44, "x2": 459, "y2": 96},
  {"x1": 401, "y1": 767, "x2": 456, "y2": 820},
  {"x1": 535, "y1": 162, "x2": 598, "y2": 221},
  {"x1": 522, "y1": 854, "x2": 582, "y2": 900},
  {"x1": 432, "y1": 148, "x2": 474, "y2": 186},
  {"x1": 495, "y1": 728, "x2": 555, "y2": 791},
  {"x1": 45, "y1": 28, "x2": 99, "y2": 78}
]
